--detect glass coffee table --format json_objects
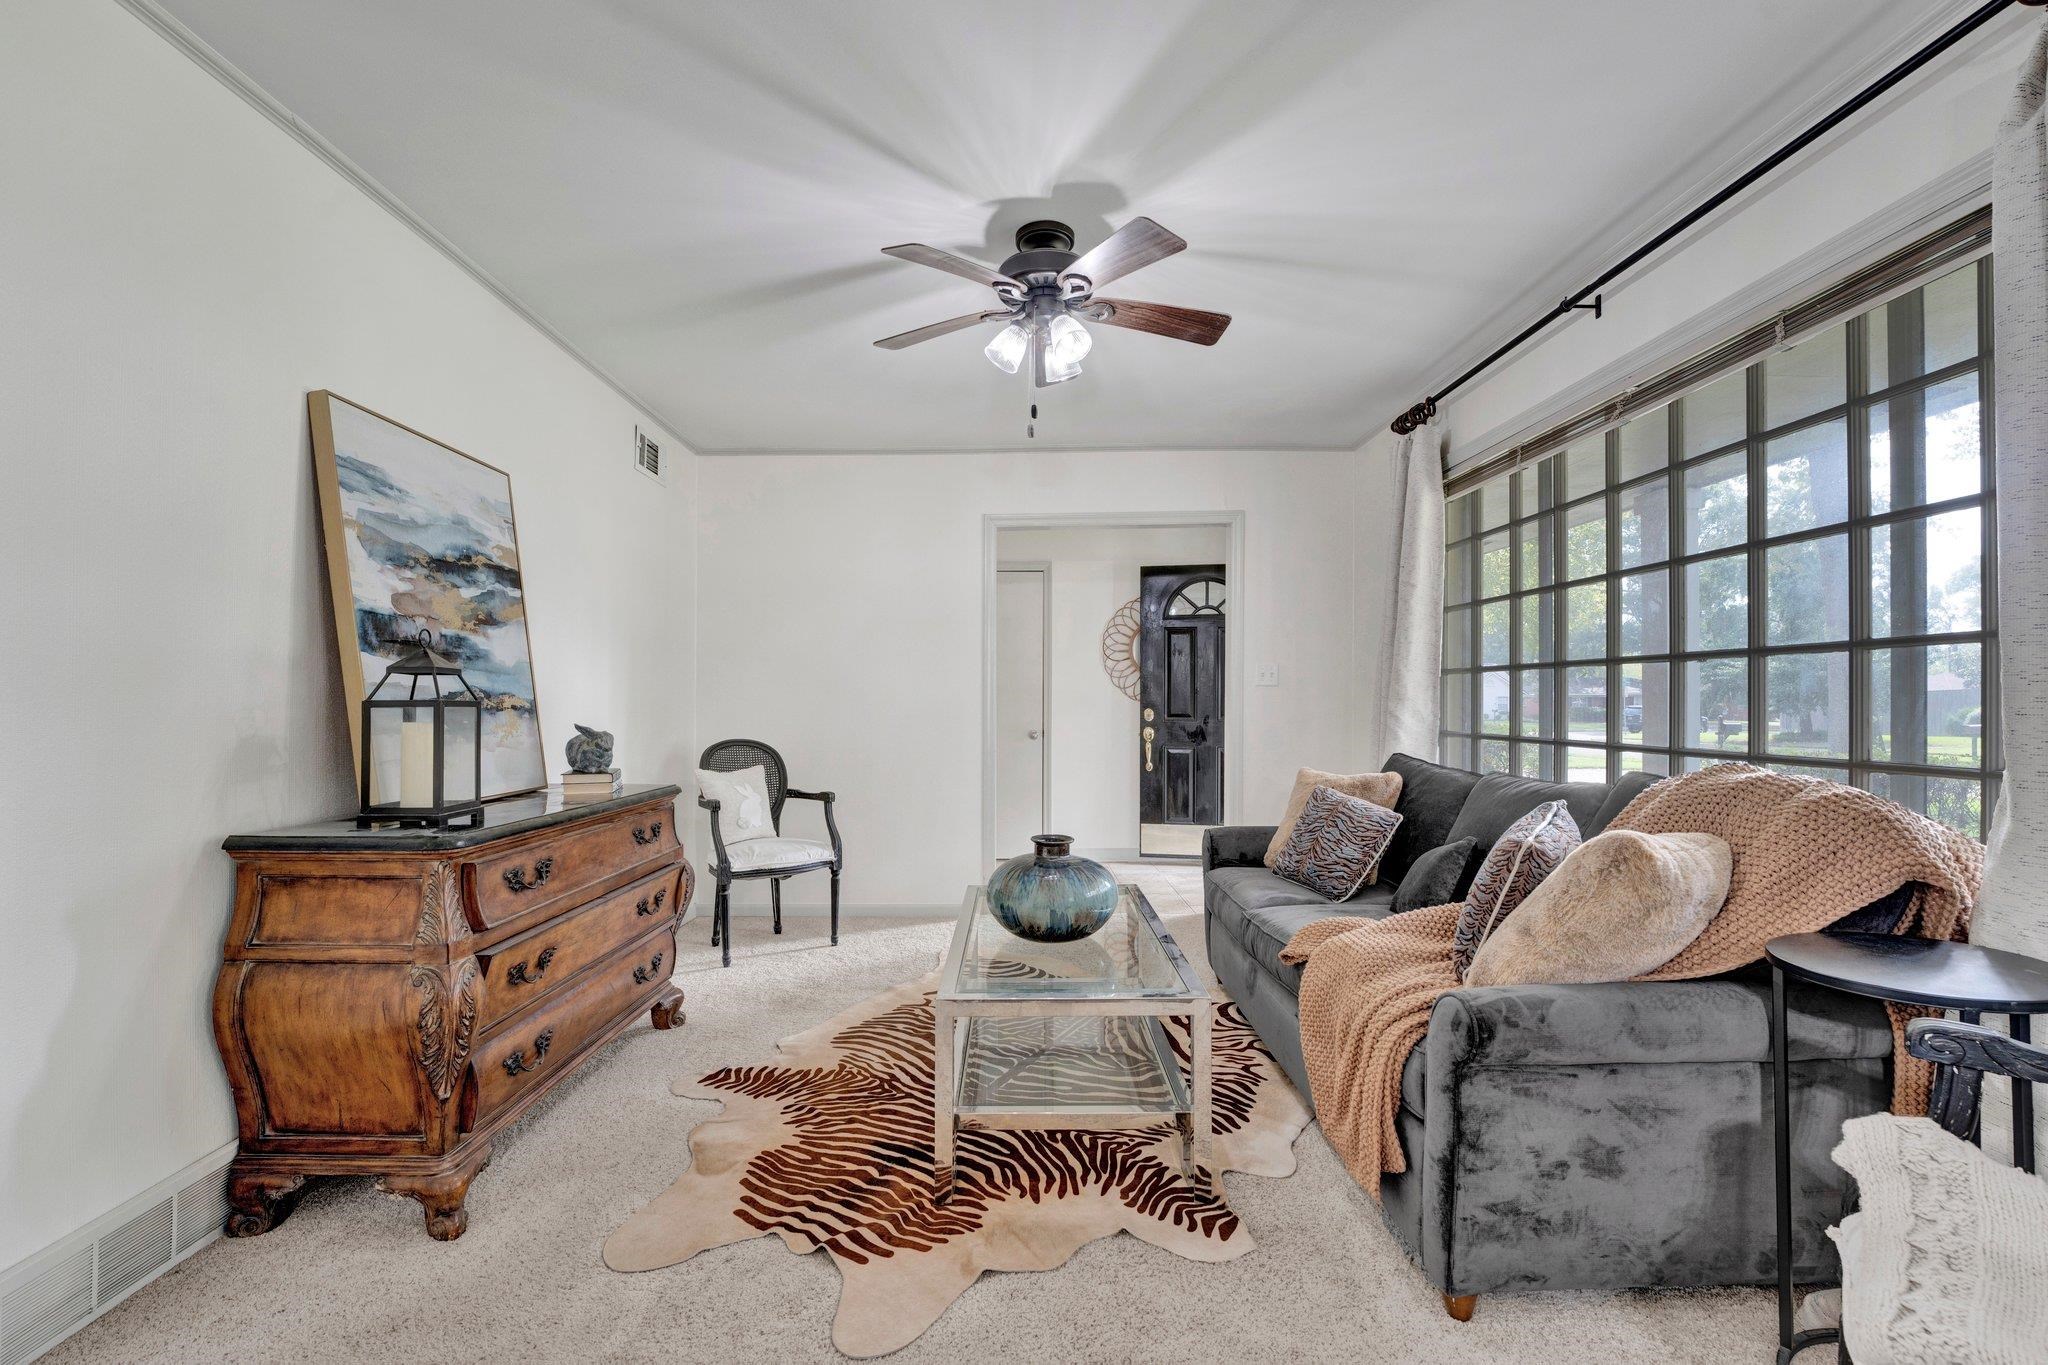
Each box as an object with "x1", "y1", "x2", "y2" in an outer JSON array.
[{"x1": 933, "y1": 882, "x2": 1215, "y2": 1201}]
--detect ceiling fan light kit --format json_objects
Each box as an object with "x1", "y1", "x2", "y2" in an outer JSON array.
[{"x1": 874, "y1": 216, "x2": 1231, "y2": 388}]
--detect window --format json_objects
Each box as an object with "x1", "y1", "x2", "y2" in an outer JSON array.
[
  {"x1": 1438, "y1": 259, "x2": 1998, "y2": 835},
  {"x1": 1166, "y1": 577, "x2": 1225, "y2": 616}
]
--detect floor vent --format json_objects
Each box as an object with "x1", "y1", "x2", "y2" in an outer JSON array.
[
  {"x1": 173, "y1": 1170, "x2": 228, "y2": 1255},
  {"x1": 95, "y1": 1199, "x2": 173, "y2": 1306},
  {"x1": 0, "y1": 1146, "x2": 234, "y2": 1364},
  {"x1": 0, "y1": 1248, "x2": 91, "y2": 1365}
]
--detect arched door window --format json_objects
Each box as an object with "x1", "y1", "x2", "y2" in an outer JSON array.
[{"x1": 1165, "y1": 577, "x2": 1225, "y2": 618}]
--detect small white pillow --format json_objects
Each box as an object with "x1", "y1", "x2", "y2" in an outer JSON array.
[{"x1": 696, "y1": 765, "x2": 775, "y2": 845}]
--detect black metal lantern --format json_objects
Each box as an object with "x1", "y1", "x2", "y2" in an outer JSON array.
[{"x1": 356, "y1": 629, "x2": 486, "y2": 828}]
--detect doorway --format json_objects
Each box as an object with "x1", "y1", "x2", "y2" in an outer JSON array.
[
  {"x1": 981, "y1": 514, "x2": 1244, "y2": 871},
  {"x1": 1138, "y1": 564, "x2": 1226, "y2": 857},
  {"x1": 993, "y1": 565, "x2": 1049, "y2": 858}
]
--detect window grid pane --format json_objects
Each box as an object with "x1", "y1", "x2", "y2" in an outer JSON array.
[{"x1": 1436, "y1": 257, "x2": 1997, "y2": 837}]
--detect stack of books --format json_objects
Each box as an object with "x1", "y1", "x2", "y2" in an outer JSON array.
[{"x1": 560, "y1": 767, "x2": 622, "y2": 801}]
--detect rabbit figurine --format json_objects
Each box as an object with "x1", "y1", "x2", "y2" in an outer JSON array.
[{"x1": 565, "y1": 724, "x2": 615, "y2": 774}]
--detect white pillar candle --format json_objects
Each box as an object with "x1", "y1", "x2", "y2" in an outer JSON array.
[{"x1": 399, "y1": 718, "x2": 437, "y2": 808}]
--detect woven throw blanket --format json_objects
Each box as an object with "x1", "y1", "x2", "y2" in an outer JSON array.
[
  {"x1": 1830, "y1": 1115, "x2": 2048, "y2": 1364},
  {"x1": 1278, "y1": 763, "x2": 1982, "y2": 1197}
]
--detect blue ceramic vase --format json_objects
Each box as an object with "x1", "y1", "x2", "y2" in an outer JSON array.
[{"x1": 986, "y1": 835, "x2": 1118, "y2": 942}]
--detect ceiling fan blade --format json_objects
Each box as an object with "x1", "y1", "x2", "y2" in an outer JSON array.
[
  {"x1": 880, "y1": 243, "x2": 1022, "y2": 293},
  {"x1": 1060, "y1": 217, "x2": 1186, "y2": 292},
  {"x1": 1090, "y1": 298, "x2": 1231, "y2": 346},
  {"x1": 873, "y1": 310, "x2": 1008, "y2": 350}
]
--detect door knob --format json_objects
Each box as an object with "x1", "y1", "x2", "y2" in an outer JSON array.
[
  {"x1": 1027, "y1": 729, "x2": 1041, "y2": 739},
  {"x1": 1142, "y1": 725, "x2": 1155, "y2": 773}
]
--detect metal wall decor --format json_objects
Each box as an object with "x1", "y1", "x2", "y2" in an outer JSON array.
[{"x1": 1100, "y1": 598, "x2": 1142, "y2": 700}]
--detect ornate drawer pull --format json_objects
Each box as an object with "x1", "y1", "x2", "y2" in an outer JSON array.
[
  {"x1": 635, "y1": 889, "x2": 669, "y2": 917},
  {"x1": 502, "y1": 1028, "x2": 555, "y2": 1076},
  {"x1": 502, "y1": 857, "x2": 555, "y2": 893},
  {"x1": 633, "y1": 952, "x2": 666, "y2": 985},
  {"x1": 632, "y1": 821, "x2": 663, "y2": 847},
  {"x1": 506, "y1": 946, "x2": 556, "y2": 986}
]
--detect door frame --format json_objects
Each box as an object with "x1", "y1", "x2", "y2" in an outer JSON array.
[
  {"x1": 980, "y1": 511, "x2": 1246, "y2": 872},
  {"x1": 993, "y1": 561, "x2": 1052, "y2": 849}
]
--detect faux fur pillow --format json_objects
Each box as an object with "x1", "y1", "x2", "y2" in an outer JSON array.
[
  {"x1": 1266, "y1": 768, "x2": 1404, "y2": 877},
  {"x1": 1464, "y1": 830, "x2": 1732, "y2": 987},
  {"x1": 1451, "y1": 800, "x2": 1579, "y2": 979},
  {"x1": 1272, "y1": 785, "x2": 1404, "y2": 901}
]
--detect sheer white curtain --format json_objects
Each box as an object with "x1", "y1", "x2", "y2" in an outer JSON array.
[
  {"x1": 1373, "y1": 419, "x2": 1444, "y2": 762},
  {"x1": 1977, "y1": 16, "x2": 2048, "y2": 1165}
]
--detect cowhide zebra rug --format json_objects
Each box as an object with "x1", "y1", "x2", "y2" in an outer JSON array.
[{"x1": 603, "y1": 970, "x2": 1310, "y2": 1357}]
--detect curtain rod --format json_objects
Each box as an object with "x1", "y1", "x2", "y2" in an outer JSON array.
[{"x1": 1388, "y1": 0, "x2": 2037, "y2": 436}]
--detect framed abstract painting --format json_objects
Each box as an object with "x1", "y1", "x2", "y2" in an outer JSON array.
[{"x1": 309, "y1": 391, "x2": 546, "y2": 800}]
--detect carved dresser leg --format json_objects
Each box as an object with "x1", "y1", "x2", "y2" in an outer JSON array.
[
  {"x1": 651, "y1": 984, "x2": 687, "y2": 1030},
  {"x1": 225, "y1": 1168, "x2": 306, "y2": 1237},
  {"x1": 1442, "y1": 1293, "x2": 1478, "y2": 1322},
  {"x1": 381, "y1": 1148, "x2": 490, "y2": 1242}
]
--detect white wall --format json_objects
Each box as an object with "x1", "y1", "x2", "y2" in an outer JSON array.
[
  {"x1": 0, "y1": 2, "x2": 698, "y2": 1268},
  {"x1": 696, "y1": 449, "x2": 1379, "y2": 911},
  {"x1": 995, "y1": 525, "x2": 1231, "y2": 856}
]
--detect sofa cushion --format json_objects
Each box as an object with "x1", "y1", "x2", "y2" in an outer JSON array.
[
  {"x1": 1378, "y1": 753, "x2": 1483, "y2": 887},
  {"x1": 1392, "y1": 836, "x2": 1480, "y2": 912},
  {"x1": 1206, "y1": 866, "x2": 1394, "y2": 995},
  {"x1": 1445, "y1": 771, "x2": 1609, "y2": 851},
  {"x1": 1589, "y1": 770, "x2": 1663, "y2": 834}
]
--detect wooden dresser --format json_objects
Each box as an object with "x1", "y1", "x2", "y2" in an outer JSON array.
[{"x1": 215, "y1": 784, "x2": 691, "y2": 1240}]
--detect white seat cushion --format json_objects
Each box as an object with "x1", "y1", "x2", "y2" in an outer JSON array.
[{"x1": 722, "y1": 837, "x2": 835, "y2": 872}]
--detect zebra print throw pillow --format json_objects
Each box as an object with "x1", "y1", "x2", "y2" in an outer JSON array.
[
  {"x1": 1272, "y1": 784, "x2": 1403, "y2": 901},
  {"x1": 1452, "y1": 799, "x2": 1581, "y2": 979}
]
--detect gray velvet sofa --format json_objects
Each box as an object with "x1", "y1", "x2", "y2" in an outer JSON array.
[{"x1": 1204, "y1": 753, "x2": 1896, "y2": 1315}]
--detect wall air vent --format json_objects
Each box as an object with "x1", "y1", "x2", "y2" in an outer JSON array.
[
  {"x1": 0, "y1": 1146, "x2": 232, "y2": 1364},
  {"x1": 635, "y1": 426, "x2": 664, "y2": 483}
]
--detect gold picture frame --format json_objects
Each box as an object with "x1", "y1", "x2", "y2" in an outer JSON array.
[{"x1": 309, "y1": 390, "x2": 547, "y2": 801}]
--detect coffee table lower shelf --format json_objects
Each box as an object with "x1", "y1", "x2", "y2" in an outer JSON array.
[{"x1": 932, "y1": 1002, "x2": 1214, "y2": 1201}]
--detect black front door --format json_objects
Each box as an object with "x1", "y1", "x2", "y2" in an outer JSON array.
[{"x1": 1138, "y1": 565, "x2": 1225, "y2": 846}]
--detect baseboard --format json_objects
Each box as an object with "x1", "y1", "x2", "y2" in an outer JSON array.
[
  {"x1": 0, "y1": 1141, "x2": 236, "y2": 1365},
  {"x1": 1076, "y1": 847, "x2": 1139, "y2": 863}
]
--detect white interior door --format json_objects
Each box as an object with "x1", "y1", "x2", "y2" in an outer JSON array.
[{"x1": 994, "y1": 568, "x2": 1048, "y2": 860}]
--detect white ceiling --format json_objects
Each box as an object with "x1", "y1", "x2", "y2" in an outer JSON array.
[{"x1": 155, "y1": 0, "x2": 1970, "y2": 453}]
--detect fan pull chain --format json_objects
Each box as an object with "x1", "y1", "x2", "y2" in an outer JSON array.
[{"x1": 1027, "y1": 402, "x2": 1037, "y2": 440}]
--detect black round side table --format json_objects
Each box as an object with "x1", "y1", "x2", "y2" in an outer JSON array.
[{"x1": 1763, "y1": 931, "x2": 2048, "y2": 1363}]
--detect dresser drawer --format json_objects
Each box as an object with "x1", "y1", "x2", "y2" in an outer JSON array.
[
  {"x1": 459, "y1": 801, "x2": 678, "y2": 931},
  {"x1": 474, "y1": 865, "x2": 681, "y2": 1030},
  {"x1": 462, "y1": 925, "x2": 675, "y2": 1131}
]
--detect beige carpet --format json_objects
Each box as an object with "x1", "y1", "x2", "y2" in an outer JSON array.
[{"x1": 50, "y1": 864, "x2": 1778, "y2": 1363}]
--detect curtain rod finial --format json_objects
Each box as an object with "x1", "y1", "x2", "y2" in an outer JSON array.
[{"x1": 1390, "y1": 398, "x2": 1437, "y2": 436}]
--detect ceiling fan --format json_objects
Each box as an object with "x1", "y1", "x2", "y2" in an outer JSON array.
[{"x1": 872, "y1": 217, "x2": 1230, "y2": 386}]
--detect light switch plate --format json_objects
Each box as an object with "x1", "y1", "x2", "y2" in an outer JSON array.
[{"x1": 1256, "y1": 664, "x2": 1280, "y2": 686}]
